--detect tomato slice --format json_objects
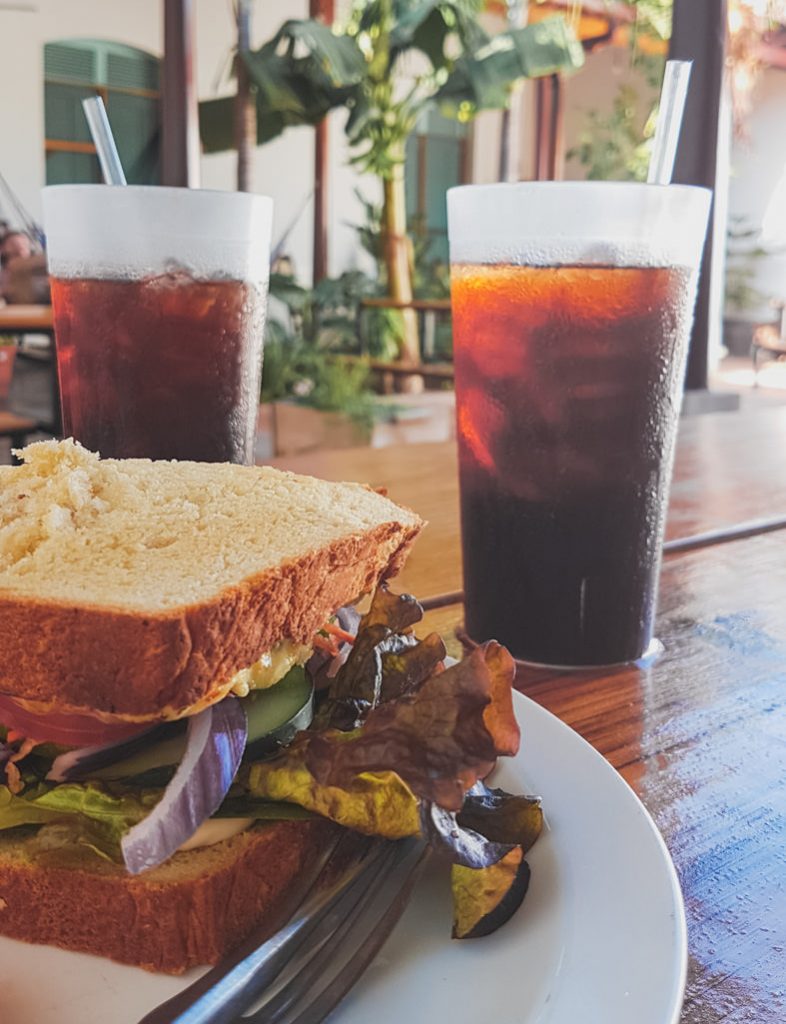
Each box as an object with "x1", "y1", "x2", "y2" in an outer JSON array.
[{"x1": 0, "y1": 694, "x2": 150, "y2": 748}]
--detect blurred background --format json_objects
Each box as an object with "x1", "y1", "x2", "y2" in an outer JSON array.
[{"x1": 1, "y1": 0, "x2": 785, "y2": 460}]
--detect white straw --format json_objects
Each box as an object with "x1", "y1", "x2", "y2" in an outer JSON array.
[
  {"x1": 82, "y1": 97, "x2": 127, "y2": 186},
  {"x1": 647, "y1": 60, "x2": 692, "y2": 186}
]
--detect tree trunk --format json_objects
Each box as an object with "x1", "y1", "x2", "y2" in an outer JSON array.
[
  {"x1": 235, "y1": 0, "x2": 256, "y2": 192},
  {"x1": 382, "y1": 155, "x2": 421, "y2": 391},
  {"x1": 311, "y1": 0, "x2": 335, "y2": 284}
]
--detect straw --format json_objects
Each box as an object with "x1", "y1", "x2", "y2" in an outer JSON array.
[
  {"x1": 82, "y1": 97, "x2": 127, "y2": 186},
  {"x1": 647, "y1": 60, "x2": 692, "y2": 186}
]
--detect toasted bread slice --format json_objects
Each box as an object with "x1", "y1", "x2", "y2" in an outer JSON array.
[
  {"x1": 0, "y1": 441, "x2": 422, "y2": 718},
  {"x1": 0, "y1": 819, "x2": 342, "y2": 973}
]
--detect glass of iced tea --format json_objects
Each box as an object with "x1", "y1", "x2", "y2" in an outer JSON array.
[
  {"x1": 42, "y1": 185, "x2": 272, "y2": 463},
  {"x1": 447, "y1": 182, "x2": 711, "y2": 667}
]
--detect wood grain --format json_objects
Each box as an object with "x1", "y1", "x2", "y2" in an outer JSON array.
[
  {"x1": 420, "y1": 530, "x2": 786, "y2": 1023},
  {"x1": 269, "y1": 407, "x2": 786, "y2": 601}
]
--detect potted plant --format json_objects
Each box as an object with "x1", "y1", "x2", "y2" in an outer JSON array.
[
  {"x1": 724, "y1": 220, "x2": 775, "y2": 357},
  {"x1": 261, "y1": 273, "x2": 378, "y2": 455}
]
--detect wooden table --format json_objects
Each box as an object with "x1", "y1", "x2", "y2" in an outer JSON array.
[
  {"x1": 272, "y1": 405, "x2": 786, "y2": 1023},
  {"x1": 0, "y1": 304, "x2": 54, "y2": 335},
  {"x1": 272, "y1": 406, "x2": 786, "y2": 601}
]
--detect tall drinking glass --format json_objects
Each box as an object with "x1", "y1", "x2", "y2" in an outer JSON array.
[
  {"x1": 42, "y1": 185, "x2": 272, "y2": 463},
  {"x1": 447, "y1": 182, "x2": 711, "y2": 667}
]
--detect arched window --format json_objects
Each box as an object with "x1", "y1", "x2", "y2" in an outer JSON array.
[{"x1": 44, "y1": 39, "x2": 161, "y2": 186}]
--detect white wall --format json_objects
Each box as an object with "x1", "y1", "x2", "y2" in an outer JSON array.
[
  {"x1": 4, "y1": 3, "x2": 782, "y2": 304},
  {"x1": 469, "y1": 43, "x2": 656, "y2": 185},
  {"x1": 0, "y1": 0, "x2": 162, "y2": 227},
  {"x1": 0, "y1": 0, "x2": 376, "y2": 286},
  {"x1": 727, "y1": 67, "x2": 786, "y2": 314}
]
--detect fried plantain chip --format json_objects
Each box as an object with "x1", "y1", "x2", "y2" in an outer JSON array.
[
  {"x1": 458, "y1": 781, "x2": 543, "y2": 853},
  {"x1": 452, "y1": 847, "x2": 531, "y2": 939},
  {"x1": 420, "y1": 799, "x2": 514, "y2": 868}
]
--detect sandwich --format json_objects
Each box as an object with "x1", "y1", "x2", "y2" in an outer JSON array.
[{"x1": 0, "y1": 440, "x2": 541, "y2": 974}]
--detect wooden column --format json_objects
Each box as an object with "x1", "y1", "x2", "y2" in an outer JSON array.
[
  {"x1": 669, "y1": 0, "x2": 727, "y2": 391},
  {"x1": 311, "y1": 0, "x2": 335, "y2": 283},
  {"x1": 534, "y1": 74, "x2": 565, "y2": 181},
  {"x1": 235, "y1": 0, "x2": 256, "y2": 192},
  {"x1": 161, "y1": 0, "x2": 199, "y2": 187}
]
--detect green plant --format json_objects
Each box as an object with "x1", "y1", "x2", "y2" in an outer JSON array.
[
  {"x1": 568, "y1": 0, "x2": 670, "y2": 182},
  {"x1": 201, "y1": 3, "x2": 583, "y2": 362},
  {"x1": 724, "y1": 220, "x2": 770, "y2": 317},
  {"x1": 568, "y1": 85, "x2": 656, "y2": 182},
  {"x1": 262, "y1": 272, "x2": 378, "y2": 429},
  {"x1": 353, "y1": 188, "x2": 451, "y2": 359}
]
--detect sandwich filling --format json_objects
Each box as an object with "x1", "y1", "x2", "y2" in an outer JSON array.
[
  {"x1": 0, "y1": 587, "x2": 542, "y2": 945},
  {"x1": 0, "y1": 627, "x2": 346, "y2": 741}
]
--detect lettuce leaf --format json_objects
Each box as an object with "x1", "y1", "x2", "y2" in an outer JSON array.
[
  {"x1": 247, "y1": 758, "x2": 420, "y2": 838},
  {"x1": 0, "y1": 782, "x2": 161, "y2": 861},
  {"x1": 317, "y1": 587, "x2": 445, "y2": 730},
  {"x1": 247, "y1": 641, "x2": 519, "y2": 849},
  {"x1": 302, "y1": 642, "x2": 519, "y2": 811}
]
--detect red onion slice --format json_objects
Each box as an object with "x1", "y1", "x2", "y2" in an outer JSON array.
[
  {"x1": 46, "y1": 723, "x2": 171, "y2": 783},
  {"x1": 121, "y1": 698, "x2": 247, "y2": 875}
]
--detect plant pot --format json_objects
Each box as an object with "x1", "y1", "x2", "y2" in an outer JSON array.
[
  {"x1": 723, "y1": 316, "x2": 775, "y2": 358},
  {"x1": 271, "y1": 401, "x2": 372, "y2": 456}
]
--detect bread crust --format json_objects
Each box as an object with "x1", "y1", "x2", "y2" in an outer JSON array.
[
  {"x1": 0, "y1": 819, "x2": 343, "y2": 973},
  {"x1": 0, "y1": 518, "x2": 420, "y2": 717}
]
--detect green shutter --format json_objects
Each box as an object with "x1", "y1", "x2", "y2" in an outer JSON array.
[
  {"x1": 44, "y1": 81, "x2": 96, "y2": 143},
  {"x1": 45, "y1": 150, "x2": 101, "y2": 186},
  {"x1": 404, "y1": 112, "x2": 467, "y2": 264},
  {"x1": 106, "y1": 50, "x2": 160, "y2": 92},
  {"x1": 44, "y1": 42, "x2": 98, "y2": 85},
  {"x1": 106, "y1": 91, "x2": 160, "y2": 185},
  {"x1": 43, "y1": 39, "x2": 161, "y2": 187}
]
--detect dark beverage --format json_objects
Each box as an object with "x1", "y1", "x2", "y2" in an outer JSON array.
[
  {"x1": 451, "y1": 262, "x2": 697, "y2": 666},
  {"x1": 51, "y1": 273, "x2": 267, "y2": 463}
]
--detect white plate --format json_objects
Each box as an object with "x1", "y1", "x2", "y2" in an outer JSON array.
[{"x1": 0, "y1": 693, "x2": 686, "y2": 1024}]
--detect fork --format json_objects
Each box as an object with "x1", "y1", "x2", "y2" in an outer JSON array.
[{"x1": 138, "y1": 835, "x2": 428, "y2": 1024}]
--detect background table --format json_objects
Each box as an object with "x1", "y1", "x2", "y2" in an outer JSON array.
[
  {"x1": 271, "y1": 406, "x2": 786, "y2": 602},
  {"x1": 0, "y1": 304, "x2": 54, "y2": 336},
  {"x1": 271, "y1": 405, "x2": 786, "y2": 1024}
]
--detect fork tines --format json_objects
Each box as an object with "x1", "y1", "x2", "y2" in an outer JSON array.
[{"x1": 138, "y1": 834, "x2": 427, "y2": 1024}]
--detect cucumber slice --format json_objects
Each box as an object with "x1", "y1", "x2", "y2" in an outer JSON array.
[
  {"x1": 244, "y1": 666, "x2": 313, "y2": 760},
  {"x1": 88, "y1": 667, "x2": 313, "y2": 781},
  {"x1": 89, "y1": 727, "x2": 186, "y2": 781}
]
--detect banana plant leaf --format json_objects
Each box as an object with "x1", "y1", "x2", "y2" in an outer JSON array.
[
  {"x1": 200, "y1": 19, "x2": 364, "y2": 154},
  {"x1": 435, "y1": 16, "x2": 585, "y2": 116},
  {"x1": 199, "y1": 11, "x2": 583, "y2": 154},
  {"x1": 390, "y1": 0, "x2": 488, "y2": 69}
]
